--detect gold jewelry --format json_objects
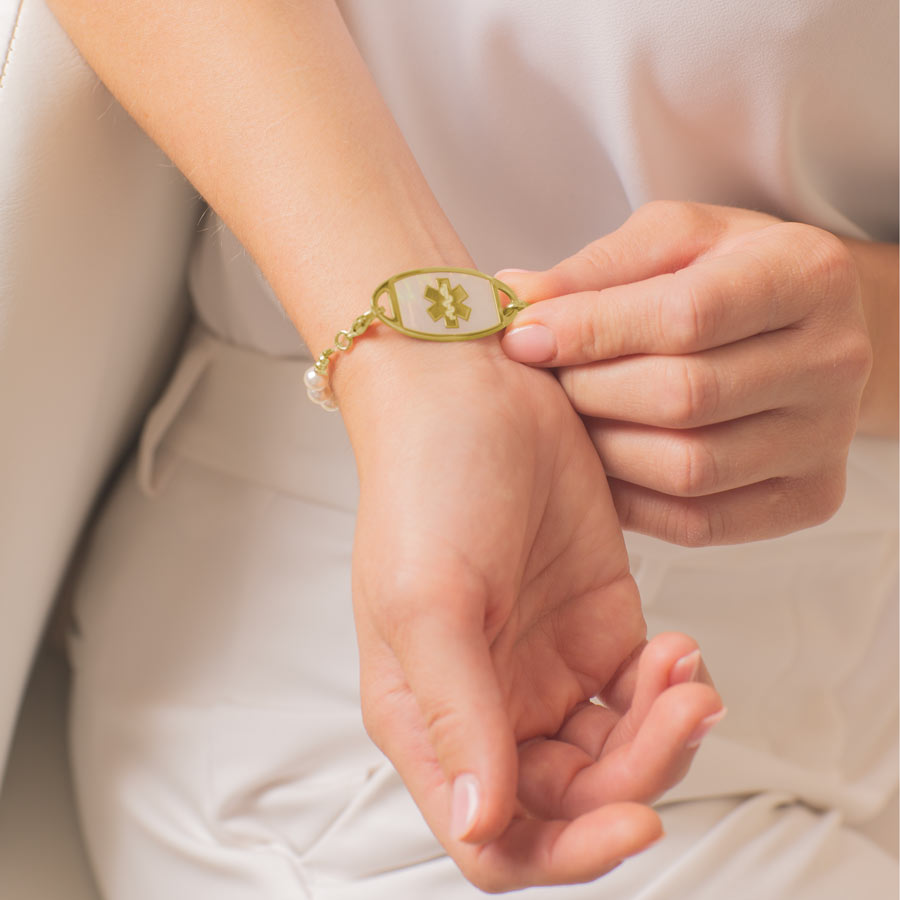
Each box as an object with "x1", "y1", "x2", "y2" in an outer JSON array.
[{"x1": 305, "y1": 267, "x2": 526, "y2": 410}]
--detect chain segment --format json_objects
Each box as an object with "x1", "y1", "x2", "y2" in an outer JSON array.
[
  {"x1": 313, "y1": 310, "x2": 375, "y2": 375},
  {"x1": 304, "y1": 310, "x2": 375, "y2": 410}
]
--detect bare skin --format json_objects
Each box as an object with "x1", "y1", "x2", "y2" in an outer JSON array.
[
  {"x1": 47, "y1": 0, "x2": 722, "y2": 889},
  {"x1": 501, "y1": 202, "x2": 898, "y2": 545}
]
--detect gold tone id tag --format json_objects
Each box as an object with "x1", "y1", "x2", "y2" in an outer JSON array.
[
  {"x1": 372, "y1": 267, "x2": 525, "y2": 341},
  {"x1": 306, "y1": 267, "x2": 527, "y2": 410}
]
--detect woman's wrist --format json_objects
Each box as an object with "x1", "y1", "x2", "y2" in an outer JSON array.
[{"x1": 333, "y1": 327, "x2": 509, "y2": 438}]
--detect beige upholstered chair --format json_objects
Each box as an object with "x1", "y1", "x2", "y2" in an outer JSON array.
[{"x1": 0, "y1": 1, "x2": 198, "y2": 895}]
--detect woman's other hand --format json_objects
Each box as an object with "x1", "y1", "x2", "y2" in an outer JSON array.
[
  {"x1": 339, "y1": 337, "x2": 722, "y2": 890},
  {"x1": 498, "y1": 202, "x2": 895, "y2": 546}
]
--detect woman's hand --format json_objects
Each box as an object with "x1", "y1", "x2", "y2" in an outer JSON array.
[
  {"x1": 498, "y1": 201, "x2": 882, "y2": 546},
  {"x1": 339, "y1": 338, "x2": 722, "y2": 891}
]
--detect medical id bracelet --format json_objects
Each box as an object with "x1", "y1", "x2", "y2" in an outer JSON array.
[{"x1": 304, "y1": 267, "x2": 527, "y2": 410}]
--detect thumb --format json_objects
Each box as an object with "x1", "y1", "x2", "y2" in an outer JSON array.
[
  {"x1": 494, "y1": 204, "x2": 733, "y2": 367},
  {"x1": 381, "y1": 608, "x2": 518, "y2": 844},
  {"x1": 495, "y1": 200, "x2": 727, "y2": 303}
]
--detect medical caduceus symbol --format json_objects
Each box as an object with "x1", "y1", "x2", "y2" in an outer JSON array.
[{"x1": 424, "y1": 277, "x2": 471, "y2": 328}]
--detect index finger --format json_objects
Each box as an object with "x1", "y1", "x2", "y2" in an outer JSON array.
[{"x1": 466, "y1": 804, "x2": 663, "y2": 891}]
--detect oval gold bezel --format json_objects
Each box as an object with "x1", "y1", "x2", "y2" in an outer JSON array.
[{"x1": 371, "y1": 267, "x2": 521, "y2": 341}]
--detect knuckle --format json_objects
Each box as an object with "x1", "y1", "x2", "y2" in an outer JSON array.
[
  {"x1": 767, "y1": 469, "x2": 847, "y2": 535},
  {"x1": 812, "y1": 228, "x2": 859, "y2": 297},
  {"x1": 786, "y1": 223, "x2": 859, "y2": 300},
  {"x1": 804, "y1": 467, "x2": 848, "y2": 526},
  {"x1": 658, "y1": 358, "x2": 721, "y2": 427},
  {"x1": 678, "y1": 506, "x2": 716, "y2": 547},
  {"x1": 659, "y1": 271, "x2": 716, "y2": 352},
  {"x1": 807, "y1": 326, "x2": 873, "y2": 389},
  {"x1": 664, "y1": 501, "x2": 720, "y2": 547},
  {"x1": 576, "y1": 305, "x2": 605, "y2": 360},
  {"x1": 836, "y1": 329, "x2": 874, "y2": 384},
  {"x1": 569, "y1": 239, "x2": 616, "y2": 276},
  {"x1": 422, "y1": 699, "x2": 468, "y2": 758},
  {"x1": 668, "y1": 435, "x2": 720, "y2": 497},
  {"x1": 557, "y1": 242, "x2": 617, "y2": 293}
]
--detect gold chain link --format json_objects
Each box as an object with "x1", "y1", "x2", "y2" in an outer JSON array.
[{"x1": 313, "y1": 310, "x2": 376, "y2": 376}]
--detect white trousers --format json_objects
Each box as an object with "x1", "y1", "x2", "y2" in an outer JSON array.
[{"x1": 67, "y1": 325, "x2": 898, "y2": 899}]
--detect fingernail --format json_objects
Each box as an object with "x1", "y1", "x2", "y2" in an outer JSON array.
[
  {"x1": 501, "y1": 324, "x2": 556, "y2": 363},
  {"x1": 685, "y1": 708, "x2": 728, "y2": 749},
  {"x1": 669, "y1": 649, "x2": 701, "y2": 686},
  {"x1": 494, "y1": 268, "x2": 534, "y2": 278},
  {"x1": 451, "y1": 774, "x2": 481, "y2": 840}
]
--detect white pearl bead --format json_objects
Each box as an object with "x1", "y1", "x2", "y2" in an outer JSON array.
[
  {"x1": 320, "y1": 397, "x2": 339, "y2": 411},
  {"x1": 304, "y1": 367, "x2": 327, "y2": 391},
  {"x1": 307, "y1": 386, "x2": 329, "y2": 403}
]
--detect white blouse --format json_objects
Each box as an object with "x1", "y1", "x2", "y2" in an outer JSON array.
[{"x1": 188, "y1": 0, "x2": 897, "y2": 356}]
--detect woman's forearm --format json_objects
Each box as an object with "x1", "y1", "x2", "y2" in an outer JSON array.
[{"x1": 46, "y1": 0, "x2": 476, "y2": 383}]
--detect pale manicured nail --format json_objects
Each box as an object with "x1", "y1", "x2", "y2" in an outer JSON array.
[
  {"x1": 501, "y1": 324, "x2": 556, "y2": 363},
  {"x1": 685, "y1": 708, "x2": 728, "y2": 749},
  {"x1": 451, "y1": 774, "x2": 481, "y2": 840},
  {"x1": 494, "y1": 268, "x2": 534, "y2": 278},
  {"x1": 669, "y1": 649, "x2": 701, "y2": 686}
]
